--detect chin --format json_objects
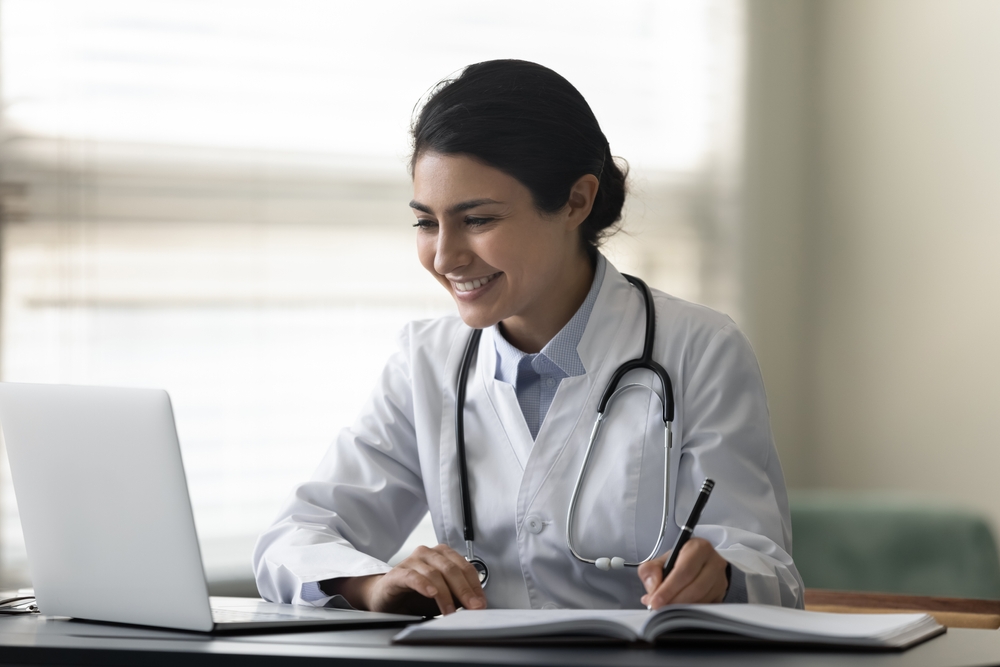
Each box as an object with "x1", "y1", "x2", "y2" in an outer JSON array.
[{"x1": 455, "y1": 306, "x2": 500, "y2": 331}]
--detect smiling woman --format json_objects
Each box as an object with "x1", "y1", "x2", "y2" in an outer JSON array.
[
  {"x1": 253, "y1": 59, "x2": 804, "y2": 616},
  {"x1": 408, "y1": 60, "x2": 624, "y2": 353},
  {"x1": 411, "y1": 153, "x2": 598, "y2": 353}
]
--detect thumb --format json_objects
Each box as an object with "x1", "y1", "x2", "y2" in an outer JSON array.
[{"x1": 637, "y1": 559, "x2": 663, "y2": 594}]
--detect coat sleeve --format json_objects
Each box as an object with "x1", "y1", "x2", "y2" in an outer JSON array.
[
  {"x1": 252, "y1": 326, "x2": 428, "y2": 606},
  {"x1": 677, "y1": 322, "x2": 805, "y2": 608}
]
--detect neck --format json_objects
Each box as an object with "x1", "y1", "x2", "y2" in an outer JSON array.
[{"x1": 500, "y1": 251, "x2": 596, "y2": 354}]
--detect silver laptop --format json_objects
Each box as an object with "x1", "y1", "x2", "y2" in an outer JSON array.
[{"x1": 0, "y1": 382, "x2": 420, "y2": 633}]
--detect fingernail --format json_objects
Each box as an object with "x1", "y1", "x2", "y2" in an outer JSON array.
[
  {"x1": 644, "y1": 577, "x2": 656, "y2": 593},
  {"x1": 468, "y1": 597, "x2": 485, "y2": 609},
  {"x1": 426, "y1": 586, "x2": 437, "y2": 597}
]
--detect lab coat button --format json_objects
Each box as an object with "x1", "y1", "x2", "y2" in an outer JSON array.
[
  {"x1": 525, "y1": 515, "x2": 544, "y2": 534},
  {"x1": 541, "y1": 602, "x2": 560, "y2": 610}
]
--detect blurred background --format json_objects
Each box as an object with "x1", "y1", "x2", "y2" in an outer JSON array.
[{"x1": 0, "y1": 0, "x2": 997, "y2": 598}]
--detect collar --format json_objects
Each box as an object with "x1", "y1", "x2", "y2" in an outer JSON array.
[{"x1": 493, "y1": 254, "x2": 608, "y2": 385}]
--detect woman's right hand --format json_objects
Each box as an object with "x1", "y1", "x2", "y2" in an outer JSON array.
[{"x1": 338, "y1": 544, "x2": 487, "y2": 616}]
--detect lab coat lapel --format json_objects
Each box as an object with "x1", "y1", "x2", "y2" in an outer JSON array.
[
  {"x1": 515, "y1": 264, "x2": 642, "y2": 525},
  {"x1": 457, "y1": 327, "x2": 533, "y2": 608},
  {"x1": 510, "y1": 264, "x2": 654, "y2": 609},
  {"x1": 480, "y1": 328, "x2": 533, "y2": 470}
]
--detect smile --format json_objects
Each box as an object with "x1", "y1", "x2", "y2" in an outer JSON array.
[{"x1": 452, "y1": 272, "x2": 501, "y2": 293}]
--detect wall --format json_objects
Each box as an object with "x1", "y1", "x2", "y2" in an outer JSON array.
[
  {"x1": 741, "y1": 0, "x2": 814, "y2": 486},
  {"x1": 744, "y1": 0, "x2": 1000, "y2": 527},
  {"x1": 809, "y1": 0, "x2": 1000, "y2": 514}
]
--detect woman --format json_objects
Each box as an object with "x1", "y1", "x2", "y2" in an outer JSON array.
[{"x1": 253, "y1": 60, "x2": 803, "y2": 615}]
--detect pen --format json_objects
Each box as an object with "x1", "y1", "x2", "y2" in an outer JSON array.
[{"x1": 661, "y1": 478, "x2": 715, "y2": 582}]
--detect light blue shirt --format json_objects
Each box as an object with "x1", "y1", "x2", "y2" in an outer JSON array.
[{"x1": 492, "y1": 255, "x2": 606, "y2": 439}]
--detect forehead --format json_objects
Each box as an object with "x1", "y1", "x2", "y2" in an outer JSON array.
[{"x1": 412, "y1": 153, "x2": 527, "y2": 208}]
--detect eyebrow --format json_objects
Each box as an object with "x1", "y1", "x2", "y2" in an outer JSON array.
[{"x1": 409, "y1": 198, "x2": 502, "y2": 215}]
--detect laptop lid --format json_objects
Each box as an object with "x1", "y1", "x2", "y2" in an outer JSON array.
[{"x1": 0, "y1": 383, "x2": 215, "y2": 632}]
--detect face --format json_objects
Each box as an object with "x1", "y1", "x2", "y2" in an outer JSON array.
[{"x1": 411, "y1": 152, "x2": 590, "y2": 335}]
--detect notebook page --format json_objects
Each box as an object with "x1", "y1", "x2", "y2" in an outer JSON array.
[
  {"x1": 644, "y1": 604, "x2": 932, "y2": 641},
  {"x1": 394, "y1": 609, "x2": 650, "y2": 643}
]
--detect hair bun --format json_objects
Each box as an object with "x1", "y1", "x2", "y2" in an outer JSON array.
[{"x1": 411, "y1": 60, "x2": 627, "y2": 251}]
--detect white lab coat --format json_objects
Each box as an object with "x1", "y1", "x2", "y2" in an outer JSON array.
[{"x1": 253, "y1": 261, "x2": 804, "y2": 609}]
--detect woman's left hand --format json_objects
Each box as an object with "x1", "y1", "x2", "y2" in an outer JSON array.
[{"x1": 637, "y1": 538, "x2": 730, "y2": 608}]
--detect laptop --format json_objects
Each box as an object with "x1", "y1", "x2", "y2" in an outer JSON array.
[{"x1": 0, "y1": 382, "x2": 421, "y2": 633}]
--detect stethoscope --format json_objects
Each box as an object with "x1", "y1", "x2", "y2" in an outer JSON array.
[{"x1": 454, "y1": 274, "x2": 675, "y2": 588}]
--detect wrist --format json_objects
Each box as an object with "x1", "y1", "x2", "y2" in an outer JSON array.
[{"x1": 320, "y1": 574, "x2": 382, "y2": 610}]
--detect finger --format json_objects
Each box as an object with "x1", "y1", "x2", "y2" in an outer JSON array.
[
  {"x1": 407, "y1": 563, "x2": 458, "y2": 615},
  {"x1": 407, "y1": 548, "x2": 479, "y2": 615},
  {"x1": 637, "y1": 554, "x2": 667, "y2": 595},
  {"x1": 648, "y1": 539, "x2": 712, "y2": 608},
  {"x1": 667, "y1": 557, "x2": 729, "y2": 605},
  {"x1": 425, "y1": 546, "x2": 486, "y2": 610},
  {"x1": 393, "y1": 548, "x2": 445, "y2": 597},
  {"x1": 403, "y1": 547, "x2": 472, "y2": 615},
  {"x1": 373, "y1": 570, "x2": 443, "y2": 616},
  {"x1": 432, "y1": 544, "x2": 487, "y2": 597},
  {"x1": 433, "y1": 544, "x2": 487, "y2": 608},
  {"x1": 392, "y1": 567, "x2": 441, "y2": 600},
  {"x1": 396, "y1": 548, "x2": 457, "y2": 615}
]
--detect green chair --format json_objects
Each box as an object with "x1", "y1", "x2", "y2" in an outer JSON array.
[{"x1": 789, "y1": 491, "x2": 1000, "y2": 599}]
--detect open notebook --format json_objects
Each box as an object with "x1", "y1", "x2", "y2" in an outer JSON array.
[{"x1": 393, "y1": 604, "x2": 945, "y2": 650}]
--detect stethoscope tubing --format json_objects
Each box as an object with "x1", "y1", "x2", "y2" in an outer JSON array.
[
  {"x1": 453, "y1": 274, "x2": 675, "y2": 585},
  {"x1": 455, "y1": 327, "x2": 489, "y2": 586},
  {"x1": 565, "y1": 383, "x2": 673, "y2": 569},
  {"x1": 455, "y1": 327, "x2": 483, "y2": 545}
]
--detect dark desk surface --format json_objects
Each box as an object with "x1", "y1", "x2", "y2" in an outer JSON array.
[{"x1": 2, "y1": 613, "x2": 999, "y2": 667}]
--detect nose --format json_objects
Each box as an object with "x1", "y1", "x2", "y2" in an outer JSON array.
[{"x1": 433, "y1": 223, "x2": 471, "y2": 277}]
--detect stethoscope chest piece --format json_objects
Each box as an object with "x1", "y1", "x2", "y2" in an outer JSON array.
[
  {"x1": 468, "y1": 556, "x2": 490, "y2": 588},
  {"x1": 464, "y1": 540, "x2": 489, "y2": 588}
]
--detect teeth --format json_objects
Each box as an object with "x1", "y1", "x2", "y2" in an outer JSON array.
[{"x1": 455, "y1": 273, "x2": 496, "y2": 292}]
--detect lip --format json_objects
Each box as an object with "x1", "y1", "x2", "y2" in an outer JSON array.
[{"x1": 450, "y1": 272, "x2": 502, "y2": 302}]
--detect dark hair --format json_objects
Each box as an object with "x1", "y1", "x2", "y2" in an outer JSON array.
[{"x1": 410, "y1": 59, "x2": 628, "y2": 251}]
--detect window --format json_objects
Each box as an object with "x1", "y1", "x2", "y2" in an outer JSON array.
[{"x1": 0, "y1": 0, "x2": 744, "y2": 587}]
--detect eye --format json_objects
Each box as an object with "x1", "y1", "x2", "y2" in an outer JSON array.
[
  {"x1": 413, "y1": 218, "x2": 438, "y2": 230},
  {"x1": 465, "y1": 216, "x2": 495, "y2": 226}
]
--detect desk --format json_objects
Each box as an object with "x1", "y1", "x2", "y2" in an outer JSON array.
[
  {"x1": 1, "y1": 612, "x2": 999, "y2": 667},
  {"x1": 806, "y1": 588, "x2": 1000, "y2": 630}
]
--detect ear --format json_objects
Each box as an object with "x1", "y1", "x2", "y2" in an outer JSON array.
[{"x1": 563, "y1": 174, "x2": 600, "y2": 231}]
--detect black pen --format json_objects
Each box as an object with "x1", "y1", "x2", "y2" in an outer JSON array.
[{"x1": 661, "y1": 478, "x2": 715, "y2": 582}]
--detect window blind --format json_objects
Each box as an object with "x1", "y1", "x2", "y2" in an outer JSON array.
[{"x1": 0, "y1": 0, "x2": 744, "y2": 588}]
